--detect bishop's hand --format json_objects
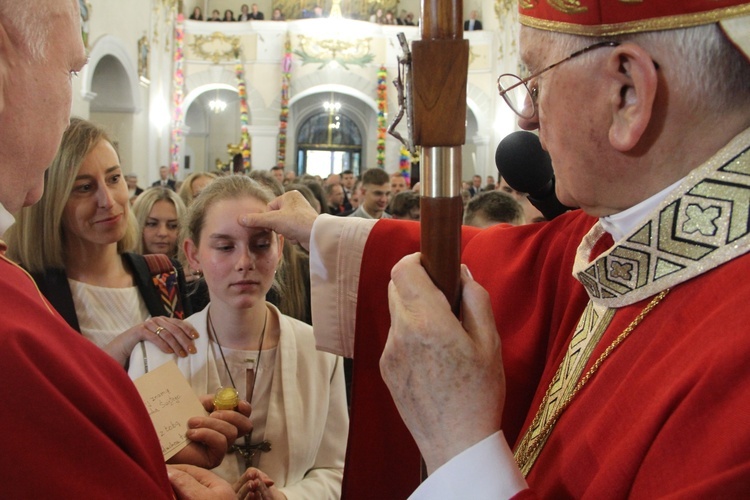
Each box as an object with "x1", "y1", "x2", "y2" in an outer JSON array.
[
  {"x1": 239, "y1": 190, "x2": 319, "y2": 251},
  {"x1": 380, "y1": 254, "x2": 506, "y2": 474}
]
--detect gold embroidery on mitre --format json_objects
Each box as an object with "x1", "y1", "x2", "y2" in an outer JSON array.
[
  {"x1": 519, "y1": 4, "x2": 750, "y2": 36},
  {"x1": 547, "y1": 0, "x2": 587, "y2": 14},
  {"x1": 519, "y1": 0, "x2": 536, "y2": 10}
]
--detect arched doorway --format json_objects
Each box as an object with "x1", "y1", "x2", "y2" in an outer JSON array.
[
  {"x1": 184, "y1": 87, "x2": 240, "y2": 173},
  {"x1": 295, "y1": 93, "x2": 363, "y2": 177}
]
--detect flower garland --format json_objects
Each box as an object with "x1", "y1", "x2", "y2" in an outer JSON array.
[
  {"x1": 399, "y1": 146, "x2": 411, "y2": 186},
  {"x1": 235, "y1": 60, "x2": 252, "y2": 171},
  {"x1": 376, "y1": 65, "x2": 387, "y2": 168},
  {"x1": 277, "y1": 37, "x2": 292, "y2": 168},
  {"x1": 169, "y1": 13, "x2": 185, "y2": 175}
]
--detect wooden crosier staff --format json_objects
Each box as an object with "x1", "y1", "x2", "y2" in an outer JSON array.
[
  {"x1": 417, "y1": 0, "x2": 467, "y2": 315},
  {"x1": 342, "y1": 6, "x2": 467, "y2": 496},
  {"x1": 388, "y1": 4, "x2": 469, "y2": 314},
  {"x1": 389, "y1": 0, "x2": 469, "y2": 486},
  {"x1": 392, "y1": 1, "x2": 468, "y2": 313},
  {"x1": 387, "y1": 0, "x2": 468, "y2": 486}
]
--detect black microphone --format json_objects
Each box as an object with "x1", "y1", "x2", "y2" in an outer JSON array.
[{"x1": 494, "y1": 131, "x2": 572, "y2": 220}]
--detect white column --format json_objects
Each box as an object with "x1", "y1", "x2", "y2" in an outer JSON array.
[{"x1": 248, "y1": 125, "x2": 280, "y2": 171}]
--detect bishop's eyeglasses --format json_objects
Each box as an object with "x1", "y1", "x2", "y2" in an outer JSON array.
[{"x1": 497, "y1": 41, "x2": 620, "y2": 119}]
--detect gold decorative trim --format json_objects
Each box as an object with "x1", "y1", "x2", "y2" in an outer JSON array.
[
  {"x1": 188, "y1": 32, "x2": 242, "y2": 63},
  {"x1": 547, "y1": 0, "x2": 587, "y2": 15},
  {"x1": 515, "y1": 289, "x2": 669, "y2": 476},
  {"x1": 520, "y1": 4, "x2": 750, "y2": 36},
  {"x1": 469, "y1": 45, "x2": 478, "y2": 65},
  {"x1": 572, "y1": 127, "x2": 750, "y2": 309}
]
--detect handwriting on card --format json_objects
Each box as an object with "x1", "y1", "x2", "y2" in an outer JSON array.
[{"x1": 133, "y1": 361, "x2": 207, "y2": 460}]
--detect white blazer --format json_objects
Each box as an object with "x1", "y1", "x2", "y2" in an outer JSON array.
[{"x1": 129, "y1": 303, "x2": 348, "y2": 499}]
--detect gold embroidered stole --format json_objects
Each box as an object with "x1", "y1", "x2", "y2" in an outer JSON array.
[
  {"x1": 513, "y1": 128, "x2": 750, "y2": 475},
  {"x1": 515, "y1": 301, "x2": 614, "y2": 476}
]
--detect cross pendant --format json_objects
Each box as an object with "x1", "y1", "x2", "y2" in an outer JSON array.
[{"x1": 233, "y1": 437, "x2": 272, "y2": 469}]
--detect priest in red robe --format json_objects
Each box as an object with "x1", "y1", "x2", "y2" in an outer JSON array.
[
  {"x1": 242, "y1": 1, "x2": 750, "y2": 498},
  {"x1": 0, "y1": 1, "x2": 251, "y2": 497}
]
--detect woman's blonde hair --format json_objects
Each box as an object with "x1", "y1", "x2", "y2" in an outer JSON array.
[
  {"x1": 131, "y1": 187, "x2": 187, "y2": 256},
  {"x1": 6, "y1": 118, "x2": 138, "y2": 273},
  {"x1": 178, "y1": 172, "x2": 217, "y2": 208}
]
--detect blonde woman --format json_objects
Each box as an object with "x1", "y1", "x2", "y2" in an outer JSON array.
[
  {"x1": 179, "y1": 171, "x2": 217, "y2": 207},
  {"x1": 6, "y1": 118, "x2": 197, "y2": 366},
  {"x1": 132, "y1": 187, "x2": 186, "y2": 258}
]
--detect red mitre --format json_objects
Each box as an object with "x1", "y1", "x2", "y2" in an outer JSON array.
[
  {"x1": 518, "y1": 0, "x2": 750, "y2": 35},
  {"x1": 518, "y1": 0, "x2": 750, "y2": 58}
]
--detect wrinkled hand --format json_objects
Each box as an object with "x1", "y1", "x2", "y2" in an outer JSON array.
[
  {"x1": 380, "y1": 254, "x2": 505, "y2": 474},
  {"x1": 169, "y1": 396, "x2": 253, "y2": 469},
  {"x1": 235, "y1": 468, "x2": 286, "y2": 500},
  {"x1": 238, "y1": 190, "x2": 318, "y2": 251},
  {"x1": 105, "y1": 317, "x2": 199, "y2": 366},
  {"x1": 167, "y1": 464, "x2": 236, "y2": 499}
]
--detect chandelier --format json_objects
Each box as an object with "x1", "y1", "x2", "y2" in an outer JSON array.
[
  {"x1": 324, "y1": 94, "x2": 342, "y2": 131},
  {"x1": 209, "y1": 97, "x2": 227, "y2": 113},
  {"x1": 323, "y1": 100, "x2": 341, "y2": 112}
]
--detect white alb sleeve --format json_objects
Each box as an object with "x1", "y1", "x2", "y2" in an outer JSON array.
[
  {"x1": 309, "y1": 214, "x2": 377, "y2": 357},
  {"x1": 408, "y1": 431, "x2": 528, "y2": 500}
]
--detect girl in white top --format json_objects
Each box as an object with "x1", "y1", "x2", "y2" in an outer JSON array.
[{"x1": 129, "y1": 175, "x2": 348, "y2": 499}]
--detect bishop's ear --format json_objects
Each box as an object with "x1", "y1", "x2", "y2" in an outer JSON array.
[
  {"x1": 0, "y1": 21, "x2": 14, "y2": 115},
  {"x1": 606, "y1": 42, "x2": 659, "y2": 152}
]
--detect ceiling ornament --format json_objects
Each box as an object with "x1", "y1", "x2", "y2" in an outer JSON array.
[
  {"x1": 294, "y1": 34, "x2": 374, "y2": 69},
  {"x1": 188, "y1": 32, "x2": 242, "y2": 64}
]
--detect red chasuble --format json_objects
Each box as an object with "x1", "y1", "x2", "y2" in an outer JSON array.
[
  {"x1": 0, "y1": 256, "x2": 174, "y2": 497},
  {"x1": 345, "y1": 207, "x2": 750, "y2": 497}
]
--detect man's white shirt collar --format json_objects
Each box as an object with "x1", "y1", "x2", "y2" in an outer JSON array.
[
  {"x1": 0, "y1": 203, "x2": 15, "y2": 237},
  {"x1": 600, "y1": 178, "x2": 682, "y2": 242}
]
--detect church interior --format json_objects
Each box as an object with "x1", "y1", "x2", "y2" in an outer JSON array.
[{"x1": 76, "y1": 0, "x2": 523, "y2": 185}]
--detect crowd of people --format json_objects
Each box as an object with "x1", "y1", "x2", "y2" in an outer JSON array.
[
  {"x1": 190, "y1": 4, "x2": 285, "y2": 22},
  {"x1": 191, "y1": 4, "x2": 319, "y2": 22},
  {"x1": 368, "y1": 8, "x2": 416, "y2": 25},
  {"x1": 2, "y1": 0, "x2": 749, "y2": 498},
  {"x1": 188, "y1": 3, "x2": 420, "y2": 24}
]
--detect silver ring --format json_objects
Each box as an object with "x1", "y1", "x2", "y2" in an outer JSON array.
[{"x1": 155, "y1": 326, "x2": 165, "y2": 337}]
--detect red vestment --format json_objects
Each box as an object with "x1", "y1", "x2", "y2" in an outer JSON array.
[
  {"x1": 0, "y1": 255, "x2": 173, "y2": 497},
  {"x1": 345, "y1": 208, "x2": 750, "y2": 498}
]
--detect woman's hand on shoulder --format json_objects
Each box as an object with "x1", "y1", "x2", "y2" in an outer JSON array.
[
  {"x1": 139, "y1": 317, "x2": 200, "y2": 357},
  {"x1": 104, "y1": 317, "x2": 199, "y2": 366}
]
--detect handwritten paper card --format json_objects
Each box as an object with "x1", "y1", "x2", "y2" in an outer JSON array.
[{"x1": 133, "y1": 360, "x2": 207, "y2": 461}]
